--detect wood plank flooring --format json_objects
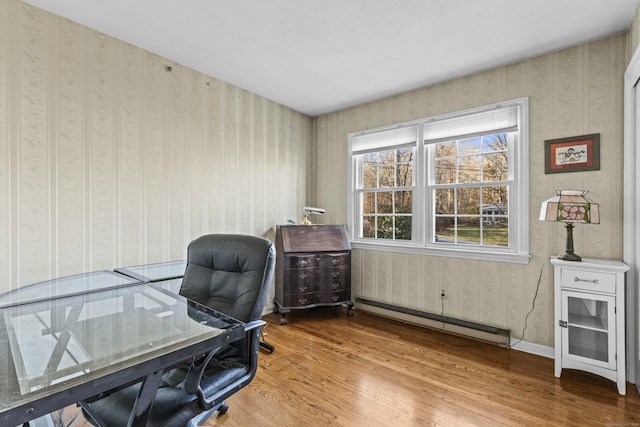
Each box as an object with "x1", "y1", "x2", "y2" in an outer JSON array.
[{"x1": 67, "y1": 307, "x2": 640, "y2": 426}]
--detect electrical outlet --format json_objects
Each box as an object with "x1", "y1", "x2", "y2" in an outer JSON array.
[{"x1": 440, "y1": 289, "x2": 447, "y2": 299}]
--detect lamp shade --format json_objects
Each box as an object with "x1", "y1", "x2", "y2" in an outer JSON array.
[{"x1": 539, "y1": 190, "x2": 599, "y2": 224}]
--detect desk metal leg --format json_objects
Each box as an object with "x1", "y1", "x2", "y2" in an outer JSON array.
[{"x1": 127, "y1": 370, "x2": 164, "y2": 427}]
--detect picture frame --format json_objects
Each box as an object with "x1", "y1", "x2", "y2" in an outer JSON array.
[{"x1": 544, "y1": 133, "x2": 600, "y2": 174}]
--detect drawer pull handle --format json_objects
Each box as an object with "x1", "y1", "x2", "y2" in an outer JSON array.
[
  {"x1": 332, "y1": 282, "x2": 341, "y2": 290},
  {"x1": 332, "y1": 258, "x2": 339, "y2": 266},
  {"x1": 297, "y1": 260, "x2": 308, "y2": 267},
  {"x1": 331, "y1": 295, "x2": 340, "y2": 302},
  {"x1": 332, "y1": 271, "x2": 340, "y2": 278},
  {"x1": 298, "y1": 273, "x2": 308, "y2": 280},
  {"x1": 299, "y1": 285, "x2": 308, "y2": 292},
  {"x1": 574, "y1": 277, "x2": 599, "y2": 285}
]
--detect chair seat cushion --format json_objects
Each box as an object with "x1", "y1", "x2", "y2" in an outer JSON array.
[
  {"x1": 83, "y1": 382, "x2": 198, "y2": 427},
  {"x1": 199, "y1": 365, "x2": 248, "y2": 397},
  {"x1": 83, "y1": 364, "x2": 249, "y2": 427}
]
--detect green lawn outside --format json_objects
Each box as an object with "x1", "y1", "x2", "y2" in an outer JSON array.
[{"x1": 438, "y1": 224, "x2": 508, "y2": 246}]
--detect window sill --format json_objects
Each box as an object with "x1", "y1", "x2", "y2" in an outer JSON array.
[{"x1": 350, "y1": 240, "x2": 531, "y2": 264}]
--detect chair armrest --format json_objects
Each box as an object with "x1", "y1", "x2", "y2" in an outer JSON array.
[
  {"x1": 244, "y1": 319, "x2": 266, "y2": 332},
  {"x1": 183, "y1": 320, "x2": 264, "y2": 395},
  {"x1": 183, "y1": 344, "x2": 223, "y2": 395},
  {"x1": 197, "y1": 325, "x2": 264, "y2": 409}
]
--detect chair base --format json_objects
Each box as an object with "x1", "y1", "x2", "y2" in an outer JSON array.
[
  {"x1": 187, "y1": 401, "x2": 229, "y2": 427},
  {"x1": 259, "y1": 340, "x2": 275, "y2": 353}
]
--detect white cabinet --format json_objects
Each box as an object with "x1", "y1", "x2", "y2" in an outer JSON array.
[{"x1": 552, "y1": 258, "x2": 629, "y2": 395}]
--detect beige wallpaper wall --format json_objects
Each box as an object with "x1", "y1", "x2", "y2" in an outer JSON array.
[
  {"x1": 314, "y1": 34, "x2": 627, "y2": 348},
  {"x1": 630, "y1": 6, "x2": 640, "y2": 56},
  {"x1": 0, "y1": 0, "x2": 633, "y2": 350},
  {"x1": 0, "y1": 0, "x2": 313, "y2": 292}
]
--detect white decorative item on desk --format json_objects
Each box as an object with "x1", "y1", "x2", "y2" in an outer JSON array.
[{"x1": 301, "y1": 206, "x2": 325, "y2": 225}]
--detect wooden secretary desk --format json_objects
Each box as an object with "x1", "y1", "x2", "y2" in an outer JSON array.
[{"x1": 274, "y1": 224, "x2": 354, "y2": 325}]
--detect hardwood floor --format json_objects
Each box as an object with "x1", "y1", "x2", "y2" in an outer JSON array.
[{"x1": 67, "y1": 308, "x2": 640, "y2": 426}]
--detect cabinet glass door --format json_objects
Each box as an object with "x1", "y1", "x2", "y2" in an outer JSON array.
[{"x1": 561, "y1": 290, "x2": 616, "y2": 370}]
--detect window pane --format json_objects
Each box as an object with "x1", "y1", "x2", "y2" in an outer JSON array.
[
  {"x1": 482, "y1": 186, "x2": 508, "y2": 211},
  {"x1": 457, "y1": 217, "x2": 480, "y2": 245},
  {"x1": 435, "y1": 188, "x2": 455, "y2": 214},
  {"x1": 395, "y1": 190, "x2": 412, "y2": 213},
  {"x1": 397, "y1": 163, "x2": 413, "y2": 187},
  {"x1": 435, "y1": 217, "x2": 454, "y2": 242},
  {"x1": 435, "y1": 141, "x2": 456, "y2": 158},
  {"x1": 378, "y1": 216, "x2": 394, "y2": 238},
  {"x1": 397, "y1": 147, "x2": 413, "y2": 163},
  {"x1": 435, "y1": 158, "x2": 457, "y2": 184},
  {"x1": 363, "y1": 216, "x2": 375, "y2": 238},
  {"x1": 379, "y1": 165, "x2": 394, "y2": 187},
  {"x1": 482, "y1": 218, "x2": 509, "y2": 246},
  {"x1": 363, "y1": 192, "x2": 375, "y2": 214},
  {"x1": 378, "y1": 192, "x2": 393, "y2": 213},
  {"x1": 483, "y1": 133, "x2": 508, "y2": 153},
  {"x1": 395, "y1": 216, "x2": 412, "y2": 240},
  {"x1": 484, "y1": 153, "x2": 508, "y2": 182},
  {"x1": 482, "y1": 186, "x2": 509, "y2": 246},
  {"x1": 379, "y1": 150, "x2": 394, "y2": 164},
  {"x1": 363, "y1": 152, "x2": 378, "y2": 166},
  {"x1": 363, "y1": 165, "x2": 377, "y2": 189},
  {"x1": 458, "y1": 155, "x2": 482, "y2": 183},
  {"x1": 457, "y1": 188, "x2": 480, "y2": 215},
  {"x1": 459, "y1": 137, "x2": 481, "y2": 155}
]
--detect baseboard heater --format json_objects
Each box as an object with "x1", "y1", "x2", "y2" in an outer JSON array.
[{"x1": 356, "y1": 298, "x2": 511, "y2": 348}]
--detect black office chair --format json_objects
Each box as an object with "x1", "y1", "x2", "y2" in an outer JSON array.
[{"x1": 80, "y1": 234, "x2": 276, "y2": 427}]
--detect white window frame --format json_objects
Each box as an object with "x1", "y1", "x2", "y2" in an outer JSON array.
[{"x1": 347, "y1": 97, "x2": 530, "y2": 264}]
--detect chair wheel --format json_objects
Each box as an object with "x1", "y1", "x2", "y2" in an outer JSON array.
[{"x1": 218, "y1": 402, "x2": 229, "y2": 416}]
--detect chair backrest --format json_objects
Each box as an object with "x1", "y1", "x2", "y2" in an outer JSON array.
[{"x1": 179, "y1": 234, "x2": 275, "y2": 323}]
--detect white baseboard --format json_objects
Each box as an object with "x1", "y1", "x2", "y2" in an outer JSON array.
[{"x1": 510, "y1": 339, "x2": 554, "y2": 359}]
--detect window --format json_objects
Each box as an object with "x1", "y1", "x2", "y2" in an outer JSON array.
[{"x1": 348, "y1": 98, "x2": 529, "y2": 263}]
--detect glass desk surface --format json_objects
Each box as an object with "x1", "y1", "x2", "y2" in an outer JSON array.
[
  {"x1": 115, "y1": 260, "x2": 187, "y2": 282},
  {"x1": 0, "y1": 270, "x2": 141, "y2": 309},
  {"x1": 0, "y1": 279, "x2": 243, "y2": 424}
]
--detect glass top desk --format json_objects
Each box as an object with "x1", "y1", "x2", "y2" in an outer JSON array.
[{"x1": 0, "y1": 267, "x2": 246, "y2": 427}]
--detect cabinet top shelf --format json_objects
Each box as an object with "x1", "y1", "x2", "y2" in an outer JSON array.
[{"x1": 551, "y1": 258, "x2": 629, "y2": 272}]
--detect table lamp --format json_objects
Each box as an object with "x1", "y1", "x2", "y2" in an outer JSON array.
[
  {"x1": 301, "y1": 206, "x2": 326, "y2": 225},
  {"x1": 539, "y1": 190, "x2": 599, "y2": 262}
]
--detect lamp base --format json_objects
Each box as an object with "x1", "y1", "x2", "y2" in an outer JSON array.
[
  {"x1": 559, "y1": 222, "x2": 581, "y2": 262},
  {"x1": 558, "y1": 252, "x2": 581, "y2": 262}
]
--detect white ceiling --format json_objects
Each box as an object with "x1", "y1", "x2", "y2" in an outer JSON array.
[{"x1": 22, "y1": 0, "x2": 640, "y2": 117}]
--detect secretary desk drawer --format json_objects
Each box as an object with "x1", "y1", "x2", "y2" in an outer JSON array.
[
  {"x1": 283, "y1": 276, "x2": 349, "y2": 294},
  {"x1": 284, "y1": 253, "x2": 350, "y2": 269},
  {"x1": 278, "y1": 290, "x2": 351, "y2": 308},
  {"x1": 282, "y1": 266, "x2": 350, "y2": 284}
]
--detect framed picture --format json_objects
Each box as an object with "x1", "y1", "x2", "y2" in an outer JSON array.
[{"x1": 544, "y1": 133, "x2": 600, "y2": 174}]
